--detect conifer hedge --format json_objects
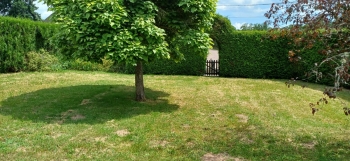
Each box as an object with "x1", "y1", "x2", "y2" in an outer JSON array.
[
  {"x1": 0, "y1": 15, "x2": 334, "y2": 84},
  {"x1": 217, "y1": 31, "x2": 295, "y2": 78},
  {"x1": 216, "y1": 30, "x2": 332, "y2": 84},
  {"x1": 0, "y1": 17, "x2": 59, "y2": 72}
]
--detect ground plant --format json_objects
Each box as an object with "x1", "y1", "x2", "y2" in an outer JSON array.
[{"x1": 0, "y1": 71, "x2": 349, "y2": 160}]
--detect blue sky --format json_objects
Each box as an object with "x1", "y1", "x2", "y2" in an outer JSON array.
[
  {"x1": 35, "y1": 0, "x2": 283, "y2": 29},
  {"x1": 216, "y1": 0, "x2": 283, "y2": 29}
]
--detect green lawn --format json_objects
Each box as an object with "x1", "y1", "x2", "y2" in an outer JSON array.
[{"x1": 0, "y1": 71, "x2": 349, "y2": 160}]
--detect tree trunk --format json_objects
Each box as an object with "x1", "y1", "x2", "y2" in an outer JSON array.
[{"x1": 135, "y1": 60, "x2": 146, "y2": 101}]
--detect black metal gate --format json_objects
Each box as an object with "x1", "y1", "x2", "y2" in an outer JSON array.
[{"x1": 205, "y1": 60, "x2": 219, "y2": 76}]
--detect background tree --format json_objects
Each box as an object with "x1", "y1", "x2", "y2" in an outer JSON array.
[
  {"x1": 240, "y1": 23, "x2": 270, "y2": 31},
  {"x1": 265, "y1": 0, "x2": 350, "y2": 89},
  {"x1": 210, "y1": 14, "x2": 236, "y2": 38},
  {"x1": 0, "y1": 0, "x2": 12, "y2": 15},
  {"x1": 0, "y1": 0, "x2": 41, "y2": 20},
  {"x1": 42, "y1": 0, "x2": 216, "y2": 101}
]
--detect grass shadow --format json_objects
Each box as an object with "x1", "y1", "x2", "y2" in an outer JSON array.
[{"x1": 0, "y1": 85, "x2": 179, "y2": 124}]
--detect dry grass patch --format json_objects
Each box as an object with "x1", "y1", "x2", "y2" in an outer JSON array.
[
  {"x1": 202, "y1": 153, "x2": 247, "y2": 161},
  {"x1": 115, "y1": 129, "x2": 130, "y2": 137},
  {"x1": 301, "y1": 141, "x2": 317, "y2": 149},
  {"x1": 149, "y1": 140, "x2": 170, "y2": 148},
  {"x1": 80, "y1": 99, "x2": 91, "y2": 105},
  {"x1": 235, "y1": 114, "x2": 249, "y2": 123},
  {"x1": 70, "y1": 114, "x2": 86, "y2": 121}
]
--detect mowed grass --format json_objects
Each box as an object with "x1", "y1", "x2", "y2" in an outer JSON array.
[{"x1": 0, "y1": 71, "x2": 349, "y2": 160}]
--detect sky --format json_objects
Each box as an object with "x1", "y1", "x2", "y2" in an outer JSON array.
[{"x1": 34, "y1": 0, "x2": 283, "y2": 29}]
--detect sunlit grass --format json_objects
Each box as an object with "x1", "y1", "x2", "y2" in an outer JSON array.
[{"x1": 0, "y1": 71, "x2": 349, "y2": 160}]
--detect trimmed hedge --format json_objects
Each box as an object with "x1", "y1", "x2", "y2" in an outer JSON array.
[
  {"x1": 216, "y1": 31, "x2": 333, "y2": 85},
  {"x1": 0, "y1": 16, "x2": 59, "y2": 73},
  {"x1": 218, "y1": 31, "x2": 295, "y2": 78},
  {"x1": 0, "y1": 15, "x2": 336, "y2": 85}
]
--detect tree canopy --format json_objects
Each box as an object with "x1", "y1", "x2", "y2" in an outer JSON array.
[
  {"x1": 0, "y1": 0, "x2": 41, "y2": 20},
  {"x1": 42, "y1": 0, "x2": 217, "y2": 101},
  {"x1": 210, "y1": 14, "x2": 236, "y2": 39},
  {"x1": 265, "y1": 0, "x2": 350, "y2": 89}
]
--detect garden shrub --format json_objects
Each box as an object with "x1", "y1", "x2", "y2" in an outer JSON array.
[
  {"x1": 65, "y1": 58, "x2": 114, "y2": 72},
  {"x1": 25, "y1": 49, "x2": 60, "y2": 71}
]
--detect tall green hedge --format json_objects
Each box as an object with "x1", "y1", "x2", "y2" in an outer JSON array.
[
  {"x1": 0, "y1": 17, "x2": 59, "y2": 72},
  {"x1": 216, "y1": 31, "x2": 333, "y2": 85},
  {"x1": 0, "y1": 15, "x2": 336, "y2": 84},
  {"x1": 217, "y1": 31, "x2": 295, "y2": 78}
]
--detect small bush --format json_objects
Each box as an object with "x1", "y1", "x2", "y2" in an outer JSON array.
[
  {"x1": 65, "y1": 58, "x2": 114, "y2": 72},
  {"x1": 25, "y1": 49, "x2": 60, "y2": 71}
]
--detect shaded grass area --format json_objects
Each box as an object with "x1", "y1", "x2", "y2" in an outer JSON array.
[
  {"x1": 1, "y1": 85, "x2": 177, "y2": 124},
  {"x1": 0, "y1": 71, "x2": 349, "y2": 160}
]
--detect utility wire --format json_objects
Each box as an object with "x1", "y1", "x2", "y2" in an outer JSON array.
[
  {"x1": 217, "y1": 2, "x2": 293, "y2": 19},
  {"x1": 217, "y1": 2, "x2": 295, "y2": 6},
  {"x1": 228, "y1": 16, "x2": 265, "y2": 18},
  {"x1": 217, "y1": 4, "x2": 273, "y2": 6}
]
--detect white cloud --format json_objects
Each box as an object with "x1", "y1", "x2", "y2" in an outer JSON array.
[
  {"x1": 217, "y1": 6, "x2": 228, "y2": 11},
  {"x1": 231, "y1": 0, "x2": 245, "y2": 4},
  {"x1": 219, "y1": 0, "x2": 271, "y2": 5},
  {"x1": 232, "y1": 22, "x2": 245, "y2": 30},
  {"x1": 34, "y1": 1, "x2": 52, "y2": 20},
  {"x1": 40, "y1": 11, "x2": 53, "y2": 20},
  {"x1": 216, "y1": 0, "x2": 280, "y2": 24}
]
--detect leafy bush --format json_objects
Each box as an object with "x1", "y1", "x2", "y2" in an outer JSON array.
[
  {"x1": 25, "y1": 49, "x2": 60, "y2": 71},
  {"x1": 65, "y1": 58, "x2": 114, "y2": 72},
  {"x1": 210, "y1": 14, "x2": 236, "y2": 42}
]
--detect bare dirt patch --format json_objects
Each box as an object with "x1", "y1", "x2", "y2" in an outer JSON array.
[
  {"x1": 211, "y1": 111, "x2": 223, "y2": 117},
  {"x1": 94, "y1": 92, "x2": 108, "y2": 99},
  {"x1": 46, "y1": 110, "x2": 86, "y2": 123},
  {"x1": 186, "y1": 142, "x2": 195, "y2": 148},
  {"x1": 182, "y1": 124, "x2": 191, "y2": 129},
  {"x1": 149, "y1": 140, "x2": 169, "y2": 148},
  {"x1": 202, "y1": 153, "x2": 248, "y2": 161},
  {"x1": 51, "y1": 132, "x2": 62, "y2": 139},
  {"x1": 71, "y1": 114, "x2": 86, "y2": 121},
  {"x1": 115, "y1": 129, "x2": 130, "y2": 137},
  {"x1": 118, "y1": 142, "x2": 132, "y2": 148},
  {"x1": 16, "y1": 147, "x2": 28, "y2": 152},
  {"x1": 80, "y1": 99, "x2": 91, "y2": 105},
  {"x1": 240, "y1": 136, "x2": 254, "y2": 144},
  {"x1": 302, "y1": 141, "x2": 317, "y2": 149},
  {"x1": 235, "y1": 114, "x2": 249, "y2": 123},
  {"x1": 94, "y1": 136, "x2": 107, "y2": 142}
]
